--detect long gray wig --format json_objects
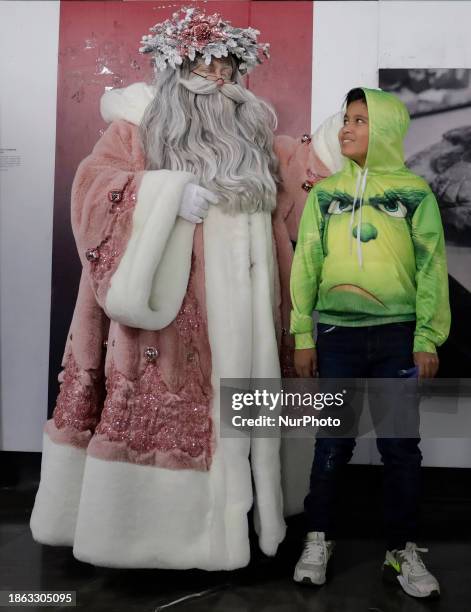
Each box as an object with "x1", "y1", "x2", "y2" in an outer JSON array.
[{"x1": 139, "y1": 58, "x2": 278, "y2": 215}]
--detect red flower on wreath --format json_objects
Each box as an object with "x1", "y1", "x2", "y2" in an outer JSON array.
[
  {"x1": 180, "y1": 12, "x2": 226, "y2": 50},
  {"x1": 192, "y1": 23, "x2": 212, "y2": 43}
]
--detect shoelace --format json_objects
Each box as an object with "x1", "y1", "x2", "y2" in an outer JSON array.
[
  {"x1": 301, "y1": 539, "x2": 327, "y2": 564},
  {"x1": 398, "y1": 544, "x2": 429, "y2": 576}
]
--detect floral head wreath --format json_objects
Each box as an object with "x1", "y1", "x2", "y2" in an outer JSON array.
[{"x1": 139, "y1": 6, "x2": 270, "y2": 74}]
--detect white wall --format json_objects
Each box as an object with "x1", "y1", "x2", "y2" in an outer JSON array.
[
  {"x1": 312, "y1": 1, "x2": 471, "y2": 130},
  {"x1": 312, "y1": 0, "x2": 380, "y2": 129},
  {"x1": 0, "y1": 0, "x2": 60, "y2": 450}
]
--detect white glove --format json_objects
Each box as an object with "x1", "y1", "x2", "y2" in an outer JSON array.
[{"x1": 179, "y1": 183, "x2": 219, "y2": 224}]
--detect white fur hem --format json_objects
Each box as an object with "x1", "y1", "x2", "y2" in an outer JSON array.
[
  {"x1": 203, "y1": 207, "x2": 286, "y2": 557},
  {"x1": 32, "y1": 433, "x2": 252, "y2": 570},
  {"x1": 30, "y1": 435, "x2": 86, "y2": 546},
  {"x1": 105, "y1": 170, "x2": 196, "y2": 330},
  {"x1": 73, "y1": 452, "x2": 251, "y2": 569}
]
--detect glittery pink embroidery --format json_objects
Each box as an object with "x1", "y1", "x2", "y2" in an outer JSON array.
[
  {"x1": 175, "y1": 299, "x2": 201, "y2": 337},
  {"x1": 87, "y1": 182, "x2": 135, "y2": 302},
  {"x1": 92, "y1": 280, "x2": 213, "y2": 470},
  {"x1": 53, "y1": 354, "x2": 104, "y2": 433},
  {"x1": 95, "y1": 360, "x2": 212, "y2": 466},
  {"x1": 109, "y1": 189, "x2": 135, "y2": 215},
  {"x1": 90, "y1": 235, "x2": 120, "y2": 283}
]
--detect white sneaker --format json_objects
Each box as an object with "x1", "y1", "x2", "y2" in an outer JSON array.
[
  {"x1": 383, "y1": 542, "x2": 440, "y2": 598},
  {"x1": 293, "y1": 531, "x2": 334, "y2": 586}
]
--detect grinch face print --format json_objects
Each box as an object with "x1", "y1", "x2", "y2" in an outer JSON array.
[{"x1": 315, "y1": 187, "x2": 427, "y2": 314}]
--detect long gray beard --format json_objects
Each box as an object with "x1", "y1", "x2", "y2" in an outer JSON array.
[{"x1": 145, "y1": 77, "x2": 278, "y2": 215}]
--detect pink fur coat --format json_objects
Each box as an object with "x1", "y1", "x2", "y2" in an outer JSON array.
[{"x1": 30, "y1": 82, "x2": 341, "y2": 570}]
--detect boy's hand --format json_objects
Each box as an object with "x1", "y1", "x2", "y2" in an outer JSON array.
[
  {"x1": 413, "y1": 351, "x2": 439, "y2": 378},
  {"x1": 294, "y1": 348, "x2": 318, "y2": 378}
]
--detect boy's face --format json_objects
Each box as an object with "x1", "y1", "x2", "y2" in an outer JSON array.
[{"x1": 339, "y1": 99, "x2": 369, "y2": 167}]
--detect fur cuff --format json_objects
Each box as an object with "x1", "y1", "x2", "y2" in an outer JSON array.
[{"x1": 105, "y1": 170, "x2": 197, "y2": 330}]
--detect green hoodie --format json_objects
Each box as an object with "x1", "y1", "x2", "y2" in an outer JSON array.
[{"x1": 290, "y1": 87, "x2": 450, "y2": 354}]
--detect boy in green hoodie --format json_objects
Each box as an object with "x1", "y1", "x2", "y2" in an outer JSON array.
[{"x1": 290, "y1": 88, "x2": 450, "y2": 598}]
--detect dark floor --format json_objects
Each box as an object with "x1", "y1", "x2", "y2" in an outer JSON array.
[{"x1": 1, "y1": 454, "x2": 470, "y2": 611}]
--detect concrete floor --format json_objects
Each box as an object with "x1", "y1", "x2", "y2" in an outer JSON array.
[{"x1": 1, "y1": 462, "x2": 470, "y2": 611}]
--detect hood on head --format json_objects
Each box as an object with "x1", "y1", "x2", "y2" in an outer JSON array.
[
  {"x1": 339, "y1": 87, "x2": 411, "y2": 267},
  {"x1": 347, "y1": 87, "x2": 410, "y2": 175}
]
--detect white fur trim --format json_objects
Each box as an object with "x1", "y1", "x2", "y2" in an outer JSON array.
[
  {"x1": 312, "y1": 111, "x2": 345, "y2": 174},
  {"x1": 31, "y1": 205, "x2": 285, "y2": 568},
  {"x1": 247, "y1": 214, "x2": 286, "y2": 555},
  {"x1": 30, "y1": 434, "x2": 86, "y2": 546},
  {"x1": 105, "y1": 170, "x2": 196, "y2": 330},
  {"x1": 203, "y1": 207, "x2": 286, "y2": 557},
  {"x1": 73, "y1": 453, "x2": 251, "y2": 570},
  {"x1": 100, "y1": 82, "x2": 156, "y2": 125},
  {"x1": 32, "y1": 433, "x2": 250, "y2": 570}
]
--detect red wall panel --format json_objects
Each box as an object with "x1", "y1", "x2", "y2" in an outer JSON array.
[
  {"x1": 249, "y1": 1, "x2": 313, "y2": 136},
  {"x1": 49, "y1": 0, "x2": 313, "y2": 413}
]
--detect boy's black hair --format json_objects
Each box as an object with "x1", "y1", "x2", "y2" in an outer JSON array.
[{"x1": 345, "y1": 88, "x2": 367, "y2": 108}]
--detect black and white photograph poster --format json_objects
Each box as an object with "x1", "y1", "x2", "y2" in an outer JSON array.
[{"x1": 380, "y1": 68, "x2": 471, "y2": 376}]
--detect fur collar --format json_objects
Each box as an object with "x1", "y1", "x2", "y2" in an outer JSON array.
[{"x1": 100, "y1": 82, "x2": 156, "y2": 125}]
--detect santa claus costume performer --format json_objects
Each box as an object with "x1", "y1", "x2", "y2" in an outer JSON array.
[{"x1": 30, "y1": 7, "x2": 342, "y2": 569}]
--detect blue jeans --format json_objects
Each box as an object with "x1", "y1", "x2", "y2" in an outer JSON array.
[{"x1": 304, "y1": 322, "x2": 422, "y2": 550}]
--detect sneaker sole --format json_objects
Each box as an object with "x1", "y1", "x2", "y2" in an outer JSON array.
[
  {"x1": 294, "y1": 575, "x2": 326, "y2": 587},
  {"x1": 294, "y1": 569, "x2": 327, "y2": 586},
  {"x1": 382, "y1": 565, "x2": 440, "y2": 599}
]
